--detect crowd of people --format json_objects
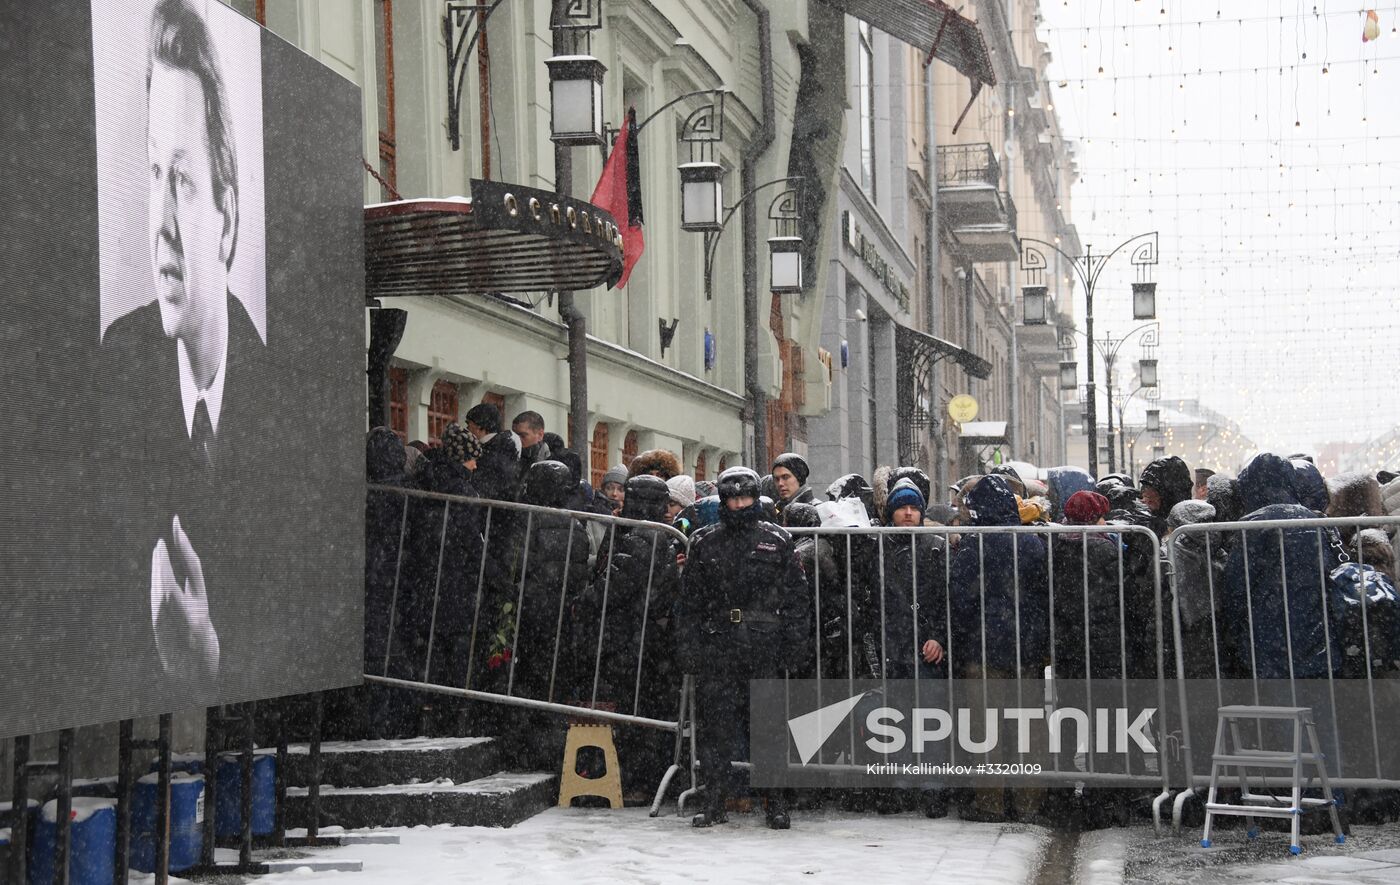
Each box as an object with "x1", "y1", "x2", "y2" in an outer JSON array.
[{"x1": 358, "y1": 402, "x2": 1400, "y2": 829}]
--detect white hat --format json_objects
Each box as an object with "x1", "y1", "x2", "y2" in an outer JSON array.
[{"x1": 666, "y1": 474, "x2": 696, "y2": 509}]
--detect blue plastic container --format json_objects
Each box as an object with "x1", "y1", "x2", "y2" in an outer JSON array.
[
  {"x1": 131, "y1": 772, "x2": 204, "y2": 873},
  {"x1": 29, "y1": 798, "x2": 116, "y2": 885},
  {"x1": 159, "y1": 749, "x2": 276, "y2": 838},
  {"x1": 215, "y1": 752, "x2": 275, "y2": 838}
]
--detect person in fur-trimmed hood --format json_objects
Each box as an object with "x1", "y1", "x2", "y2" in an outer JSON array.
[{"x1": 627, "y1": 448, "x2": 682, "y2": 481}]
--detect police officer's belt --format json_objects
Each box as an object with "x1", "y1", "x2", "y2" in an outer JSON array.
[{"x1": 710, "y1": 608, "x2": 781, "y2": 626}]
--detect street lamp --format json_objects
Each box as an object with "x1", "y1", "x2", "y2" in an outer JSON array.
[
  {"x1": 1146, "y1": 408, "x2": 1161, "y2": 432},
  {"x1": 768, "y1": 236, "x2": 803, "y2": 293},
  {"x1": 1139, "y1": 358, "x2": 1159, "y2": 388},
  {"x1": 1133, "y1": 281, "x2": 1157, "y2": 320},
  {"x1": 1153, "y1": 444, "x2": 1166, "y2": 459},
  {"x1": 545, "y1": 55, "x2": 607, "y2": 146},
  {"x1": 678, "y1": 162, "x2": 724, "y2": 231},
  {"x1": 1023, "y1": 285, "x2": 1048, "y2": 324},
  {"x1": 1059, "y1": 360, "x2": 1078, "y2": 390},
  {"x1": 1020, "y1": 232, "x2": 1161, "y2": 478}
]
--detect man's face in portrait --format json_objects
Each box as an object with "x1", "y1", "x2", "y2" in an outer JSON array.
[{"x1": 148, "y1": 60, "x2": 232, "y2": 343}]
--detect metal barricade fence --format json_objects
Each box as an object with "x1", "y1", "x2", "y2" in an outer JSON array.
[
  {"x1": 782, "y1": 522, "x2": 1173, "y2": 821},
  {"x1": 1165, "y1": 514, "x2": 1400, "y2": 829},
  {"x1": 360, "y1": 487, "x2": 1178, "y2": 821},
  {"x1": 361, "y1": 484, "x2": 689, "y2": 733}
]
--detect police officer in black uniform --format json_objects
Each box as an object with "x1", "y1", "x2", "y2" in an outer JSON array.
[{"x1": 676, "y1": 466, "x2": 809, "y2": 829}]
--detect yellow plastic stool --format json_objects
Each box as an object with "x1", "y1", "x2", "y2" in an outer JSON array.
[{"x1": 557, "y1": 722, "x2": 623, "y2": 809}]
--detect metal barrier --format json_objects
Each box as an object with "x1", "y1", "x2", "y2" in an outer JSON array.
[
  {"x1": 364, "y1": 487, "x2": 1182, "y2": 822},
  {"x1": 1165, "y1": 514, "x2": 1400, "y2": 830},
  {"x1": 779, "y1": 522, "x2": 1174, "y2": 824},
  {"x1": 364, "y1": 484, "x2": 691, "y2": 726}
]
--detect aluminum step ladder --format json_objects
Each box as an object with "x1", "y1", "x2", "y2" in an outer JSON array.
[{"x1": 1200, "y1": 705, "x2": 1344, "y2": 855}]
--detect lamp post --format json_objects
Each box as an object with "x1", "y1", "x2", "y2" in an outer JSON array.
[
  {"x1": 1020, "y1": 233, "x2": 1160, "y2": 478},
  {"x1": 549, "y1": 0, "x2": 604, "y2": 461},
  {"x1": 1114, "y1": 382, "x2": 1161, "y2": 474}
]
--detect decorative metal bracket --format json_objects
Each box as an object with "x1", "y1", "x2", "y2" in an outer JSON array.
[
  {"x1": 701, "y1": 176, "x2": 803, "y2": 301},
  {"x1": 444, "y1": 0, "x2": 509, "y2": 152},
  {"x1": 658, "y1": 317, "x2": 680, "y2": 356}
]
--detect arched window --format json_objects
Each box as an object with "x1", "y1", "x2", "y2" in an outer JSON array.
[
  {"x1": 428, "y1": 379, "x2": 459, "y2": 444},
  {"x1": 622, "y1": 430, "x2": 639, "y2": 469},
  {"x1": 694, "y1": 450, "x2": 707, "y2": 482},
  {"x1": 717, "y1": 455, "x2": 729, "y2": 475},
  {"x1": 590, "y1": 422, "x2": 611, "y2": 488}
]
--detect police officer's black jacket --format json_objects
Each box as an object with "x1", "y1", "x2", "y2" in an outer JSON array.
[{"x1": 675, "y1": 519, "x2": 810, "y2": 674}]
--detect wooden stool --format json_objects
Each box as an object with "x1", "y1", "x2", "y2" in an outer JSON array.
[{"x1": 557, "y1": 722, "x2": 623, "y2": 809}]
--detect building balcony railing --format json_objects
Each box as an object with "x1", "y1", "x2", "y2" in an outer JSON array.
[{"x1": 935, "y1": 143, "x2": 1001, "y2": 189}]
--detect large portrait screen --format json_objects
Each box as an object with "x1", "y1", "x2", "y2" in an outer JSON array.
[{"x1": 0, "y1": 0, "x2": 365, "y2": 737}]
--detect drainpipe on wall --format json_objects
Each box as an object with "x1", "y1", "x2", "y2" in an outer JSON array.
[
  {"x1": 924, "y1": 62, "x2": 946, "y2": 489},
  {"x1": 740, "y1": 0, "x2": 775, "y2": 466}
]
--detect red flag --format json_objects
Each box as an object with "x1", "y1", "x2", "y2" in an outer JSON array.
[{"x1": 590, "y1": 107, "x2": 644, "y2": 288}]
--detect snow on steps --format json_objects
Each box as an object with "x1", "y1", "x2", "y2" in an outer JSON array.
[
  {"x1": 286, "y1": 773, "x2": 557, "y2": 830},
  {"x1": 282, "y1": 737, "x2": 556, "y2": 830},
  {"x1": 283, "y1": 736, "x2": 500, "y2": 789}
]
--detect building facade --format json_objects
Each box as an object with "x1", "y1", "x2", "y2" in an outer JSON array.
[
  {"x1": 234, "y1": 0, "x2": 850, "y2": 480},
  {"x1": 808, "y1": 0, "x2": 1082, "y2": 491}
]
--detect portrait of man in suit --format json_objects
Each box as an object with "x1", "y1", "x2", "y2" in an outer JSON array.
[{"x1": 98, "y1": 0, "x2": 267, "y2": 691}]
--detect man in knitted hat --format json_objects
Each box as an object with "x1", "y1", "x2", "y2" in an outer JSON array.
[{"x1": 770, "y1": 452, "x2": 815, "y2": 519}]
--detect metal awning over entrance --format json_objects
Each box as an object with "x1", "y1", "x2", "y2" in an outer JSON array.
[
  {"x1": 365, "y1": 179, "x2": 624, "y2": 298},
  {"x1": 895, "y1": 322, "x2": 992, "y2": 467},
  {"x1": 822, "y1": 0, "x2": 996, "y2": 87}
]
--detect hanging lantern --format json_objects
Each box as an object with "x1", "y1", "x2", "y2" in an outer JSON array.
[
  {"x1": 1022, "y1": 285, "x2": 1048, "y2": 325},
  {"x1": 678, "y1": 161, "x2": 724, "y2": 231},
  {"x1": 1146, "y1": 408, "x2": 1161, "y2": 432},
  {"x1": 546, "y1": 55, "x2": 606, "y2": 146},
  {"x1": 1132, "y1": 281, "x2": 1157, "y2": 320},
  {"x1": 1153, "y1": 444, "x2": 1166, "y2": 459},
  {"x1": 768, "y1": 236, "x2": 803, "y2": 293},
  {"x1": 1139, "y1": 358, "x2": 1159, "y2": 388},
  {"x1": 1059, "y1": 360, "x2": 1078, "y2": 391}
]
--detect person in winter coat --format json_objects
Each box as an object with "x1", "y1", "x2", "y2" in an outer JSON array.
[
  {"x1": 465, "y1": 403, "x2": 520, "y2": 502},
  {"x1": 354, "y1": 428, "x2": 415, "y2": 736},
  {"x1": 876, "y1": 480, "x2": 948, "y2": 679},
  {"x1": 827, "y1": 473, "x2": 877, "y2": 523},
  {"x1": 1328, "y1": 472, "x2": 1384, "y2": 545},
  {"x1": 511, "y1": 410, "x2": 552, "y2": 483},
  {"x1": 1165, "y1": 499, "x2": 1226, "y2": 680},
  {"x1": 771, "y1": 452, "x2": 816, "y2": 518},
  {"x1": 665, "y1": 474, "x2": 696, "y2": 523},
  {"x1": 585, "y1": 474, "x2": 683, "y2": 795},
  {"x1": 1219, "y1": 453, "x2": 1344, "y2": 680},
  {"x1": 948, "y1": 474, "x2": 1049, "y2": 821},
  {"x1": 1139, "y1": 455, "x2": 1194, "y2": 539},
  {"x1": 628, "y1": 448, "x2": 682, "y2": 482},
  {"x1": 889, "y1": 466, "x2": 934, "y2": 508},
  {"x1": 505, "y1": 461, "x2": 591, "y2": 701},
  {"x1": 781, "y1": 502, "x2": 839, "y2": 678},
  {"x1": 1051, "y1": 490, "x2": 1128, "y2": 681},
  {"x1": 675, "y1": 467, "x2": 809, "y2": 829},
  {"x1": 1292, "y1": 458, "x2": 1331, "y2": 514},
  {"x1": 399, "y1": 435, "x2": 487, "y2": 733},
  {"x1": 599, "y1": 463, "x2": 628, "y2": 515},
  {"x1": 1046, "y1": 466, "x2": 1097, "y2": 521}
]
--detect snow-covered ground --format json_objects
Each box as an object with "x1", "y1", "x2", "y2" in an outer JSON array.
[{"x1": 250, "y1": 807, "x2": 1050, "y2": 885}]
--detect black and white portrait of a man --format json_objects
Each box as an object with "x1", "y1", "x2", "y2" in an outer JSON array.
[{"x1": 94, "y1": 0, "x2": 267, "y2": 694}]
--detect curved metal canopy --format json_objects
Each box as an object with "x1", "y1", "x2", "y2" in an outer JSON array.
[{"x1": 365, "y1": 178, "x2": 625, "y2": 298}]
